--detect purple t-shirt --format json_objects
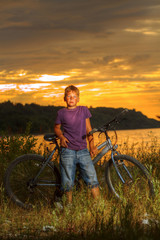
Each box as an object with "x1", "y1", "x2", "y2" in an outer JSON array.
[{"x1": 55, "y1": 106, "x2": 92, "y2": 150}]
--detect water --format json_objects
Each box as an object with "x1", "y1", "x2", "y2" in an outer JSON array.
[
  {"x1": 116, "y1": 128, "x2": 160, "y2": 145},
  {"x1": 36, "y1": 128, "x2": 160, "y2": 149}
]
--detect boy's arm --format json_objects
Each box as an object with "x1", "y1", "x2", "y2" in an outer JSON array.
[
  {"x1": 86, "y1": 118, "x2": 97, "y2": 157},
  {"x1": 54, "y1": 124, "x2": 69, "y2": 148}
]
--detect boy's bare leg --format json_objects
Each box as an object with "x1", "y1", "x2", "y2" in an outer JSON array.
[
  {"x1": 66, "y1": 191, "x2": 72, "y2": 203},
  {"x1": 91, "y1": 186, "x2": 100, "y2": 199}
]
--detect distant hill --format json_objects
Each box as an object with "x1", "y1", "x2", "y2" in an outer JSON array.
[
  {"x1": 0, "y1": 101, "x2": 160, "y2": 134},
  {"x1": 89, "y1": 107, "x2": 160, "y2": 130}
]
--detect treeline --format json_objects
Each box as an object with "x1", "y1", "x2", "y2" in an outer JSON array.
[{"x1": 0, "y1": 101, "x2": 160, "y2": 134}]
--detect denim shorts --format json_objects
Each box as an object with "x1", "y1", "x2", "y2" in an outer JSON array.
[{"x1": 60, "y1": 148, "x2": 99, "y2": 192}]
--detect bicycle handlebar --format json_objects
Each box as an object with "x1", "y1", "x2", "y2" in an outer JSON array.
[{"x1": 88, "y1": 108, "x2": 128, "y2": 135}]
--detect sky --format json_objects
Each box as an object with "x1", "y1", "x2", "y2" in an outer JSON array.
[{"x1": 0, "y1": 0, "x2": 160, "y2": 119}]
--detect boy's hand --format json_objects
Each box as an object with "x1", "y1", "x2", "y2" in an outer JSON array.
[
  {"x1": 90, "y1": 146, "x2": 98, "y2": 158},
  {"x1": 59, "y1": 135, "x2": 69, "y2": 148}
]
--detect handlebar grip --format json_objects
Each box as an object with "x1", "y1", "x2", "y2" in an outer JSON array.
[
  {"x1": 104, "y1": 108, "x2": 129, "y2": 128},
  {"x1": 89, "y1": 109, "x2": 129, "y2": 135},
  {"x1": 88, "y1": 128, "x2": 98, "y2": 135}
]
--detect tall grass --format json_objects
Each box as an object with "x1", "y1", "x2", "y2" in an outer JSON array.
[{"x1": 0, "y1": 130, "x2": 160, "y2": 239}]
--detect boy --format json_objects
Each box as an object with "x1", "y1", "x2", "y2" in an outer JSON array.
[{"x1": 54, "y1": 85, "x2": 99, "y2": 203}]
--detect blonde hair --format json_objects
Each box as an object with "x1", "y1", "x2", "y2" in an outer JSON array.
[{"x1": 64, "y1": 85, "x2": 79, "y2": 98}]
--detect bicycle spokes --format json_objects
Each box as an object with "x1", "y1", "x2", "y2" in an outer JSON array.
[{"x1": 106, "y1": 155, "x2": 154, "y2": 200}]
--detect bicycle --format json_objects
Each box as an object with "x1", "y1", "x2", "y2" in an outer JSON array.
[{"x1": 4, "y1": 109, "x2": 154, "y2": 209}]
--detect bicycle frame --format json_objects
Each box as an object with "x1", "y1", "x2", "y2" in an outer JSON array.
[
  {"x1": 32, "y1": 133, "x2": 133, "y2": 187},
  {"x1": 32, "y1": 144, "x2": 59, "y2": 187},
  {"x1": 92, "y1": 138, "x2": 128, "y2": 184},
  {"x1": 91, "y1": 135, "x2": 134, "y2": 185},
  {"x1": 5, "y1": 109, "x2": 154, "y2": 210}
]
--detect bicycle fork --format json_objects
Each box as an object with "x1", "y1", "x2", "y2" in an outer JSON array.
[{"x1": 111, "y1": 151, "x2": 133, "y2": 184}]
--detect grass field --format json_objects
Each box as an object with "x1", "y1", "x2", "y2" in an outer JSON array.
[{"x1": 0, "y1": 130, "x2": 160, "y2": 240}]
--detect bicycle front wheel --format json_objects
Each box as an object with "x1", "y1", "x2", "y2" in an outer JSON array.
[
  {"x1": 4, "y1": 154, "x2": 61, "y2": 209},
  {"x1": 105, "y1": 154, "x2": 154, "y2": 200}
]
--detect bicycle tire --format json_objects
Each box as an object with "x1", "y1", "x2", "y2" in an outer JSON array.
[
  {"x1": 105, "y1": 154, "x2": 154, "y2": 200},
  {"x1": 4, "y1": 154, "x2": 61, "y2": 209}
]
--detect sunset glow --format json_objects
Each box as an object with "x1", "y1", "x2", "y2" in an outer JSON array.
[
  {"x1": 0, "y1": 67, "x2": 160, "y2": 119},
  {"x1": 0, "y1": 0, "x2": 160, "y2": 120},
  {"x1": 38, "y1": 75, "x2": 70, "y2": 82}
]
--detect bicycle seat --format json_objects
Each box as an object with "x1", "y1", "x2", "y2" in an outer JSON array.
[{"x1": 44, "y1": 133, "x2": 57, "y2": 142}]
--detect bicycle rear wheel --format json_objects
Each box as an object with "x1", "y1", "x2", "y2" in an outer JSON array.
[
  {"x1": 105, "y1": 154, "x2": 154, "y2": 200},
  {"x1": 4, "y1": 154, "x2": 61, "y2": 209}
]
